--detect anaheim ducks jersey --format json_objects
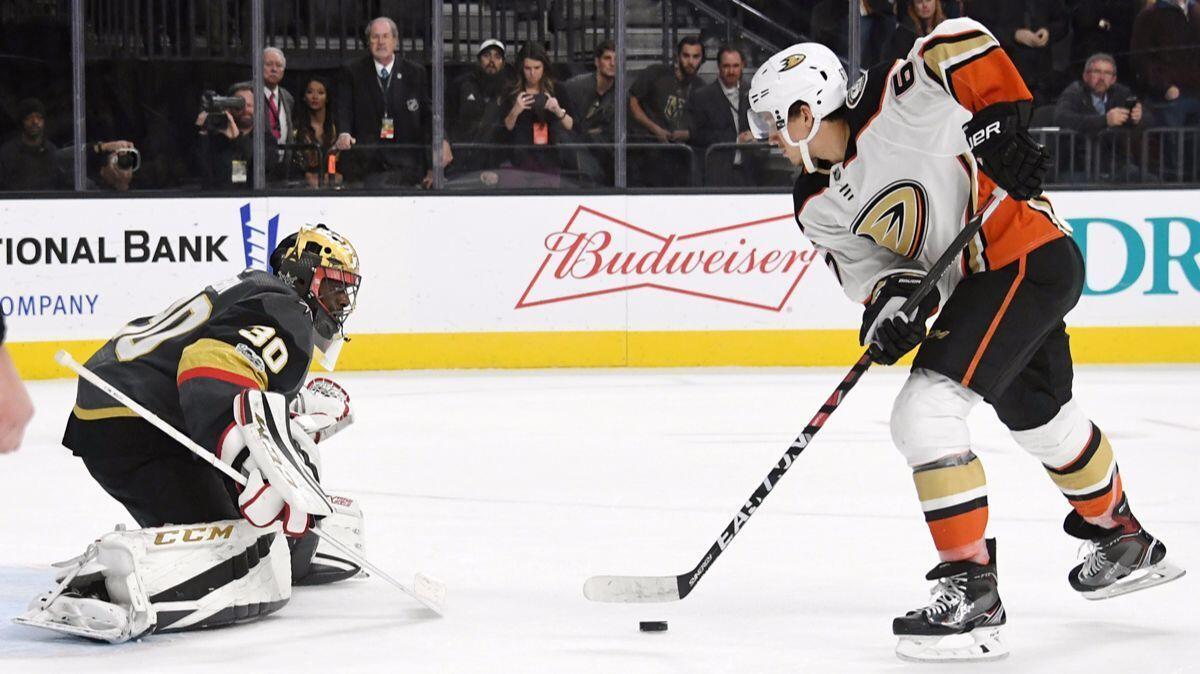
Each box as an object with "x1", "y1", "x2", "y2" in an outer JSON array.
[
  {"x1": 793, "y1": 18, "x2": 1069, "y2": 304},
  {"x1": 66, "y1": 270, "x2": 315, "y2": 456}
]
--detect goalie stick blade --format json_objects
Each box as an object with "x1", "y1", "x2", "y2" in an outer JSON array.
[
  {"x1": 415, "y1": 573, "x2": 448, "y2": 614},
  {"x1": 583, "y1": 575, "x2": 682, "y2": 603}
]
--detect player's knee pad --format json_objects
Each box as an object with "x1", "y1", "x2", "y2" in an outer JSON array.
[
  {"x1": 890, "y1": 368, "x2": 983, "y2": 467},
  {"x1": 292, "y1": 494, "x2": 367, "y2": 586},
  {"x1": 1008, "y1": 399, "x2": 1092, "y2": 466},
  {"x1": 15, "y1": 519, "x2": 291, "y2": 643}
]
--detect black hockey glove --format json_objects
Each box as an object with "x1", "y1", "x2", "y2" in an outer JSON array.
[
  {"x1": 963, "y1": 101, "x2": 1050, "y2": 201},
  {"x1": 859, "y1": 273, "x2": 941, "y2": 365}
]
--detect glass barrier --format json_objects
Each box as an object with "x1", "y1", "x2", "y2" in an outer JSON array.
[
  {"x1": 9, "y1": 0, "x2": 1200, "y2": 195},
  {"x1": 0, "y1": 2, "x2": 75, "y2": 193}
]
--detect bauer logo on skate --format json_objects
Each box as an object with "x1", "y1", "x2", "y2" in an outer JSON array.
[{"x1": 516, "y1": 206, "x2": 817, "y2": 311}]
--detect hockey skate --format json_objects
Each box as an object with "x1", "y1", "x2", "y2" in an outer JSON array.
[
  {"x1": 893, "y1": 538, "x2": 1007, "y2": 662},
  {"x1": 1064, "y1": 496, "x2": 1185, "y2": 600}
]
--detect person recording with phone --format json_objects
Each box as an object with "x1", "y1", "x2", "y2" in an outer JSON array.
[
  {"x1": 1055, "y1": 52, "x2": 1152, "y2": 182},
  {"x1": 502, "y1": 42, "x2": 574, "y2": 187},
  {"x1": 1055, "y1": 53, "x2": 1148, "y2": 132}
]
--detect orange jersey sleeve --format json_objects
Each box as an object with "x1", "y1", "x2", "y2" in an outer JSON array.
[{"x1": 917, "y1": 18, "x2": 1032, "y2": 114}]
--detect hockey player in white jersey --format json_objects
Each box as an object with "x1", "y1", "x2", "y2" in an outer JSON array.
[{"x1": 748, "y1": 18, "x2": 1184, "y2": 662}]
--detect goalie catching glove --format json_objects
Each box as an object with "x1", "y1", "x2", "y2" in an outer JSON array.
[
  {"x1": 219, "y1": 389, "x2": 334, "y2": 536},
  {"x1": 860, "y1": 273, "x2": 940, "y2": 365},
  {"x1": 963, "y1": 101, "x2": 1050, "y2": 201},
  {"x1": 290, "y1": 377, "x2": 354, "y2": 443}
]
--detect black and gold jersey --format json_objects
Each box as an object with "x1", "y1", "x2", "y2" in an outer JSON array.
[{"x1": 66, "y1": 270, "x2": 315, "y2": 456}]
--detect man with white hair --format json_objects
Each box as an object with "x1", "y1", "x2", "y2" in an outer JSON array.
[
  {"x1": 335, "y1": 16, "x2": 448, "y2": 189},
  {"x1": 262, "y1": 46, "x2": 294, "y2": 148}
]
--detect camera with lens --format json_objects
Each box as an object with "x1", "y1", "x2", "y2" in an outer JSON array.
[
  {"x1": 200, "y1": 90, "x2": 246, "y2": 130},
  {"x1": 112, "y1": 148, "x2": 140, "y2": 171}
]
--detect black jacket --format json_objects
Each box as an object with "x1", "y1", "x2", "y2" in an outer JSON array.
[
  {"x1": 687, "y1": 79, "x2": 761, "y2": 186},
  {"x1": 336, "y1": 55, "x2": 431, "y2": 183},
  {"x1": 196, "y1": 128, "x2": 282, "y2": 189},
  {"x1": 1054, "y1": 80, "x2": 1150, "y2": 133}
]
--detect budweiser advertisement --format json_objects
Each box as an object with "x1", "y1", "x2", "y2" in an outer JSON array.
[{"x1": 517, "y1": 204, "x2": 817, "y2": 312}]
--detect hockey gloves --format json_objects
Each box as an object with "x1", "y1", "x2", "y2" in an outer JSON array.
[
  {"x1": 220, "y1": 390, "x2": 334, "y2": 536},
  {"x1": 290, "y1": 377, "x2": 354, "y2": 444},
  {"x1": 963, "y1": 101, "x2": 1050, "y2": 201},
  {"x1": 860, "y1": 273, "x2": 940, "y2": 365}
]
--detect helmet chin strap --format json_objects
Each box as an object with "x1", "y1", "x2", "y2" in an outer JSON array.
[{"x1": 786, "y1": 115, "x2": 823, "y2": 174}]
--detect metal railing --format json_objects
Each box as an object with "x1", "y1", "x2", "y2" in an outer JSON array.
[{"x1": 1031, "y1": 127, "x2": 1200, "y2": 186}]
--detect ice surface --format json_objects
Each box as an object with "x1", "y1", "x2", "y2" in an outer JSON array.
[{"x1": 1, "y1": 366, "x2": 1197, "y2": 673}]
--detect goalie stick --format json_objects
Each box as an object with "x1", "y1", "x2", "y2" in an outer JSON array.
[
  {"x1": 584, "y1": 187, "x2": 1008, "y2": 603},
  {"x1": 55, "y1": 350, "x2": 447, "y2": 615}
]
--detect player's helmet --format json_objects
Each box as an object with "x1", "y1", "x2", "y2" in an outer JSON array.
[
  {"x1": 748, "y1": 43, "x2": 847, "y2": 173},
  {"x1": 270, "y1": 224, "x2": 361, "y2": 341}
]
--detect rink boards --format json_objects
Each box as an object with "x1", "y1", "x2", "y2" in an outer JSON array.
[{"x1": 2, "y1": 190, "x2": 1198, "y2": 378}]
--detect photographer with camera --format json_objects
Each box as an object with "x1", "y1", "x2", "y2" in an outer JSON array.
[
  {"x1": 502, "y1": 42, "x2": 574, "y2": 188},
  {"x1": 194, "y1": 82, "x2": 282, "y2": 189},
  {"x1": 89, "y1": 140, "x2": 139, "y2": 191}
]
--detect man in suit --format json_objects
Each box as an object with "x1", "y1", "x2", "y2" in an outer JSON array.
[
  {"x1": 263, "y1": 47, "x2": 294, "y2": 171},
  {"x1": 687, "y1": 45, "x2": 760, "y2": 187},
  {"x1": 334, "y1": 17, "x2": 448, "y2": 189}
]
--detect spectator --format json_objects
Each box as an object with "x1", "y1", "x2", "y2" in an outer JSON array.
[
  {"x1": 969, "y1": 0, "x2": 1070, "y2": 105},
  {"x1": 194, "y1": 82, "x2": 282, "y2": 189},
  {"x1": 1131, "y1": 0, "x2": 1200, "y2": 128},
  {"x1": 335, "y1": 17, "x2": 449, "y2": 189},
  {"x1": 0, "y1": 99, "x2": 68, "y2": 191},
  {"x1": 629, "y1": 35, "x2": 705, "y2": 187},
  {"x1": 687, "y1": 45, "x2": 760, "y2": 186},
  {"x1": 292, "y1": 76, "x2": 342, "y2": 188},
  {"x1": 1070, "y1": 1, "x2": 1140, "y2": 79},
  {"x1": 1056, "y1": 53, "x2": 1152, "y2": 181},
  {"x1": 1056, "y1": 53, "x2": 1147, "y2": 133},
  {"x1": 262, "y1": 47, "x2": 295, "y2": 166},
  {"x1": 562, "y1": 39, "x2": 617, "y2": 186},
  {"x1": 82, "y1": 140, "x2": 139, "y2": 191},
  {"x1": 447, "y1": 38, "x2": 512, "y2": 183},
  {"x1": 501, "y1": 42, "x2": 575, "y2": 187},
  {"x1": 883, "y1": 0, "x2": 947, "y2": 63},
  {"x1": 0, "y1": 314, "x2": 35, "y2": 454}
]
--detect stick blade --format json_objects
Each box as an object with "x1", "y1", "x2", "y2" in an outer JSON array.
[
  {"x1": 414, "y1": 572, "x2": 448, "y2": 615},
  {"x1": 583, "y1": 575, "x2": 681, "y2": 603}
]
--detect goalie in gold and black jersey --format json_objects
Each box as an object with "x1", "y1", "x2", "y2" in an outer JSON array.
[{"x1": 20, "y1": 225, "x2": 366, "y2": 642}]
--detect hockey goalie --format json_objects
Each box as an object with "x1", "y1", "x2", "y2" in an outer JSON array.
[
  {"x1": 16, "y1": 225, "x2": 367, "y2": 642},
  {"x1": 747, "y1": 18, "x2": 1184, "y2": 662}
]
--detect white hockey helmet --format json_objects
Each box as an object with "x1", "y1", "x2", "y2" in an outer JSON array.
[{"x1": 748, "y1": 43, "x2": 847, "y2": 172}]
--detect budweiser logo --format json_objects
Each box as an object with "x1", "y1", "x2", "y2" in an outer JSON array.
[{"x1": 517, "y1": 206, "x2": 817, "y2": 311}]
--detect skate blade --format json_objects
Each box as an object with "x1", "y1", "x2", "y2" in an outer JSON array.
[
  {"x1": 1082, "y1": 560, "x2": 1186, "y2": 601},
  {"x1": 895, "y1": 627, "x2": 1008, "y2": 662}
]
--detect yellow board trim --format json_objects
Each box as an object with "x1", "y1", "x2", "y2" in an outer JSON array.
[{"x1": 7, "y1": 326, "x2": 1200, "y2": 380}]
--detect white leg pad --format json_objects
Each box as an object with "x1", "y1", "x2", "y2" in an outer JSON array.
[
  {"x1": 14, "y1": 519, "x2": 291, "y2": 643},
  {"x1": 1008, "y1": 399, "x2": 1092, "y2": 466},
  {"x1": 891, "y1": 368, "x2": 983, "y2": 467}
]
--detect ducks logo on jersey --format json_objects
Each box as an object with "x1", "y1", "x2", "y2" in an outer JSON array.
[{"x1": 851, "y1": 180, "x2": 929, "y2": 259}]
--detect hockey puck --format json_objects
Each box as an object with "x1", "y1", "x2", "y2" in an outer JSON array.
[{"x1": 639, "y1": 620, "x2": 668, "y2": 632}]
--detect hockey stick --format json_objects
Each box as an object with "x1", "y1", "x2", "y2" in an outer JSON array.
[
  {"x1": 584, "y1": 187, "x2": 1008, "y2": 603},
  {"x1": 55, "y1": 350, "x2": 447, "y2": 615}
]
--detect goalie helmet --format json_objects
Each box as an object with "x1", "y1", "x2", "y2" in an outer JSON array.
[
  {"x1": 748, "y1": 43, "x2": 847, "y2": 173},
  {"x1": 270, "y1": 224, "x2": 361, "y2": 341}
]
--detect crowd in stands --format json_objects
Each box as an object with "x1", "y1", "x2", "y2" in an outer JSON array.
[{"x1": 2, "y1": 1, "x2": 1199, "y2": 192}]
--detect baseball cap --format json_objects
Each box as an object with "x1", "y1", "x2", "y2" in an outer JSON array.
[{"x1": 478, "y1": 39, "x2": 505, "y2": 57}]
